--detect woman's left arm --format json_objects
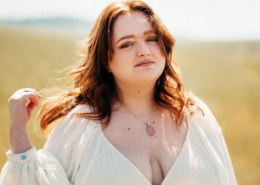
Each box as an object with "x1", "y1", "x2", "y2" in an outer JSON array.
[{"x1": 194, "y1": 97, "x2": 238, "y2": 185}]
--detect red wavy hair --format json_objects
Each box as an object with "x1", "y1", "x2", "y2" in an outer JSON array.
[{"x1": 37, "y1": 0, "x2": 195, "y2": 136}]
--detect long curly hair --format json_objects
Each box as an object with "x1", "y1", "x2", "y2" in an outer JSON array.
[{"x1": 37, "y1": 0, "x2": 195, "y2": 136}]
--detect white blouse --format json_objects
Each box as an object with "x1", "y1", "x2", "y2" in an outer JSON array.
[{"x1": 0, "y1": 97, "x2": 237, "y2": 185}]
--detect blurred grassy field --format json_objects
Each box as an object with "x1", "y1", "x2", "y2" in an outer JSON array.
[{"x1": 0, "y1": 25, "x2": 259, "y2": 185}]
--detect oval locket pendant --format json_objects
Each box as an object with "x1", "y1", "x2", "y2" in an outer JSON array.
[{"x1": 146, "y1": 123, "x2": 155, "y2": 136}]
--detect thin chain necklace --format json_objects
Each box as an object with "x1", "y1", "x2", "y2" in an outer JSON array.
[{"x1": 120, "y1": 103, "x2": 156, "y2": 136}]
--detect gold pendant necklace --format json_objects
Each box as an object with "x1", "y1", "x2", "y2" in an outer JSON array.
[{"x1": 120, "y1": 103, "x2": 156, "y2": 136}]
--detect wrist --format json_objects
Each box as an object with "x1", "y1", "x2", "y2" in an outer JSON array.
[
  {"x1": 9, "y1": 124, "x2": 32, "y2": 154},
  {"x1": 9, "y1": 123, "x2": 27, "y2": 132}
]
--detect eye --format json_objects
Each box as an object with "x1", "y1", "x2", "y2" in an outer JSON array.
[
  {"x1": 120, "y1": 42, "x2": 133, "y2": 49},
  {"x1": 147, "y1": 37, "x2": 158, "y2": 42}
]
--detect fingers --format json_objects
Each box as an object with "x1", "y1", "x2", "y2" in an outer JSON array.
[
  {"x1": 26, "y1": 94, "x2": 39, "y2": 105},
  {"x1": 9, "y1": 88, "x2": 42, "y2": 106},
  {"x1": 20, "y1": 88, "x2": 42, "y2": 99},
  {"x1": 27, "y1": 99, "x2": 39, "y2": 112},
  {"x1": 8, "y1": 88, "x2": 42, "y2": 126}
]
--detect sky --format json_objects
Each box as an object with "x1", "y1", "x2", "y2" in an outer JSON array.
[{"x1": 0, "y1": 0, "x2": 260, "y2": 41}]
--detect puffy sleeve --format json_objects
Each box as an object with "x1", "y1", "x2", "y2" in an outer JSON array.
[
  {"x1": 0, "y1": 104, "x2": 96, "y2": 185},
  {"x1": 0, "y1": 147, "x2": 70, "y2": 185},
  {"x1": 192, "y1": 96, "x2": 238, "y2": 185}
]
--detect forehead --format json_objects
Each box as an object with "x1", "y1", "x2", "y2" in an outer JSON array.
[{"x1": 112, "y1": 11, "x2": 154, "y2": 40}]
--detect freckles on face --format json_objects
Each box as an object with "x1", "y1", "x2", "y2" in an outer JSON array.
[{"x1": 108, "y1": 11, "x2": 166, "y2": 84}]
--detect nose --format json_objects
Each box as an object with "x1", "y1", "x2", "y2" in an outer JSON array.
[{"x1": 137, "y1": 40, "x2": 150, "y2": 57}]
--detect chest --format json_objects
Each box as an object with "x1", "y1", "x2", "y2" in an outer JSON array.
[{"x1": 101, "y1": 114, "x2": 189, "y2": 184}]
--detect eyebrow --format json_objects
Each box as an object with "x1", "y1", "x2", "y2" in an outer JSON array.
[{"x1": 116, "y1": 30, "x2": 155, "y2": 44}]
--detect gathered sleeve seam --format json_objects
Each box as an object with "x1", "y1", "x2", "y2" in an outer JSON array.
[{"x1": 6, "y1": 146, "x2": 37, "y2": 164}]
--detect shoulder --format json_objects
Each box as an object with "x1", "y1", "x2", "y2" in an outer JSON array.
[
  {"x1": 44, "y1": 103, "x2": 101, "y2": 152},
  {"x1": 57, "y1": 103, "x2": 95, "y2": 128},
  {"x1": 43, "y1": 104, "x2": 101, "y2": 179},
  {"x1": 187, "y1": 95, "x2": 223, "y2": 134},
  {"x1": 186, "y1": 96, "x2": 225, "y2": 157},
  {"x1": 69, "y1": 103, "x2": 94, "y2": 115},
  {"x1": 45, "y1": 103, "x2": 100, "y2": 146},
  {"x1": 186, "y1": 96, "x2": 236, "y2": 183},
  {"x1": 187, "y1": 95, "x2": 212, "y2": 115}
]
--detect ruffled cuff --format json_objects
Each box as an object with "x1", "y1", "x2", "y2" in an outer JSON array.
[{"x1": 6, "y1": 146, "x2": 37, "y2": 164}]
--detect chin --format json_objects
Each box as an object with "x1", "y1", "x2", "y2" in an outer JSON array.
[{"x1": 137, "y1": 73, "x2": 162, "y2": 84}]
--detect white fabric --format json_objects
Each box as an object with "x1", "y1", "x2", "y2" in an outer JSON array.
[{"x1": 0, "y1": 97, "x2": 237, "y2": 185}]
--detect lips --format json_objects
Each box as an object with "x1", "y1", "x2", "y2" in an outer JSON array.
[{"x1": 134, "y1": 60, "x2": 155, "y2": 67}]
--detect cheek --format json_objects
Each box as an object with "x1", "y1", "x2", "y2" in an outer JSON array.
[
  {"x1": 151, "y1": 44, "x2": 164, "y2": 56},
  {"x1": 110, "y1": 49, "x2": 134, "y2": 67},
  {"x1": 109, "y1": 51, "x2": 122, "y2": 69},
  {"x1": 108, "y1": 54, "x2": 130, "y2": 75},
  {"x1": 152, "y1": 46, "x2": 166, "y2": 63},
  {"x1": 155, "y1": 49, "x2": 166, "y2": 71}
]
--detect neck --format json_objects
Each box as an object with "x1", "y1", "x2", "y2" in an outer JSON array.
[
  {"x1": 113, "y1": 83, "x2": 159, "y2": 136},
  {"x1": 113, "y1": 82, "x2": 157, "y2": 117}
]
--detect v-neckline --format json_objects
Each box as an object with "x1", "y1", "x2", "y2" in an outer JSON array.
[{"x1": 99, "y1": 113, "x2": 190, "y2": 185}]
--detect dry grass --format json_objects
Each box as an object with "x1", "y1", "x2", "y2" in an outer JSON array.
[{"x1": 0, "y1": 26, "x2": 259, "y2": 185}]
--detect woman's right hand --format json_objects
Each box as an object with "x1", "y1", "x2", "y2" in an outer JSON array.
[
  {"x1": 8, "y1": 88, "x2": 42, "y2": 153},
  {"x1": 8, "y1": 88, "x2": 42, "y2": 127}
]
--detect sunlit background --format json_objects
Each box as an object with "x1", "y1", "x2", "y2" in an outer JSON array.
[
  {"x1": 1, "y1": 0, "x2": 260, "y2": 41},
  {"x1": 0, "y1": 0, "x2": 259, "y2": 184}
]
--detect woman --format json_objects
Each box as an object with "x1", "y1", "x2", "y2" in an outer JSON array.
[{"x1": 0, "y1": 0, "x2": 237, "y2": 185}]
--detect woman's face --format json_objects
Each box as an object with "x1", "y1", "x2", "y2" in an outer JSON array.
[{"x1": 108, "y1": 11, "x2": 166, "y2": 87}]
